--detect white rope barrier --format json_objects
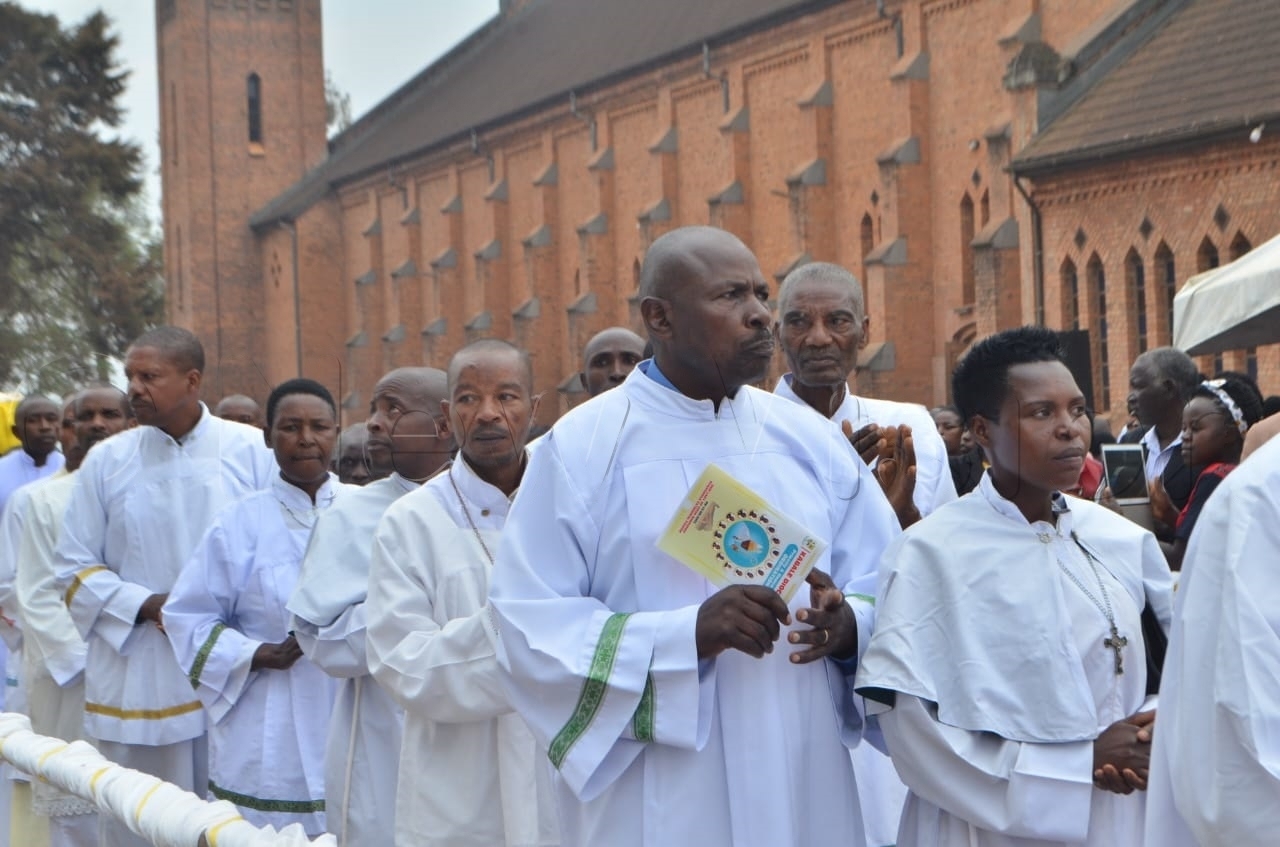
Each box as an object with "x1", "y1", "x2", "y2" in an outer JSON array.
[{"x1": 0, "y1": 713, "x2": 335, "y2": 847}]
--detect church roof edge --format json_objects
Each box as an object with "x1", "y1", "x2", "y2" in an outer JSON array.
[{"x1": 251, "y1": 0, "x2": 844, "y2": 228}]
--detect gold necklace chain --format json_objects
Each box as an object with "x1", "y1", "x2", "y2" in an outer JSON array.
[{"x1": 448, "y1": 463, "x2": 495, "y2": 566}]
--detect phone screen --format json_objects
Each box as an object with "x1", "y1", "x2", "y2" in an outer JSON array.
[{"x1": 1103, "y1": 446, "x2": 1148, "y2": 502}]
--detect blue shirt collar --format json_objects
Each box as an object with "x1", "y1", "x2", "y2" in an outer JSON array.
[{"x1": 638, "y1": 358, "x2": 679, "y2": 393}]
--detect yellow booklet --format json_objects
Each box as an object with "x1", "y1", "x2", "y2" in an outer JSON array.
[{"x1": 657, "y1": 464, "x2": 827, "y2": 603}]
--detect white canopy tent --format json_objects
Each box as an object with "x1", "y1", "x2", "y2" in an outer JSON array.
[{"x1": 1174, "y1": 231, "x2": 1280, "y2": 356}]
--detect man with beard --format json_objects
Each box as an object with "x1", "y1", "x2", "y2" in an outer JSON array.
[
  {"x1": 489, "y1": 226, "x2": 898, "y2": 847},
  {"x1": 16, "y1": 386, "x2": 134, "y2": 847},
  {"x1": 55, "y1": 327, "x2": 275, "y2": 847},
  {"x1": 287, "y1": 367, "x2": 452, "y2": 847},
  {"x1": 367, "y1": 340, "x2": 559, "y2": 847}
]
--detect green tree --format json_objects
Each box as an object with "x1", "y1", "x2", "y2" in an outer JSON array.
[
  {"x1": 0, "y1": 3, "x2": 163, "y2": 393},
  {"x1": 325, "y1": 69, "x2": 352, "y2": 136}
]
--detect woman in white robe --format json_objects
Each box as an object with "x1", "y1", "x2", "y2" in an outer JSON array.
[
  {"x1": 857, "y1": 327, "x2": 1173, "y2": 847},
  {"x1": 163, "y1": 380, "x2": 342, "y2": 836}
]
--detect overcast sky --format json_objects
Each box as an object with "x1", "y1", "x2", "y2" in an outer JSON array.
[{"x1": 20, "y1": 0, "x2": 500, "y2": 222}]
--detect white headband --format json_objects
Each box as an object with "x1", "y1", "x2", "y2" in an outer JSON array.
[{"x1": 1201, "y1": 379, "x2": 1249, "y2": 435}]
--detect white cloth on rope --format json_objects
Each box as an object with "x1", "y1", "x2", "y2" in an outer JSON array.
[{"x1": 0, "y1": 712, "x2": 333, "y2": 847}]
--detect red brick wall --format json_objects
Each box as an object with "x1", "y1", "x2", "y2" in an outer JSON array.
[
  {"x1": 163, "y1": 0, "x2": 1280, "y2": 425},
  {"x1": 158, "y1": 0, "x2": 327, "y2": 402},
  {"x1": 1030, "y1": 137, "x2": 1280, "y2": 429},
  {"x1": 306, "y1": 0, "x2": 1059, "y2": 414}
]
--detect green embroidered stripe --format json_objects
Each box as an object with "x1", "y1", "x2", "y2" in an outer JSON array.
[
  {"x1": 189, "y1": 623, "x2": 227, "y2": 689},
  {"x1": 208, "y1": 780, "x2": 325, "y2": 814},
  {"x1": 632, "y1": 672, "x2": 655, "y2": 743},
  {"x1": 847, "y1": 593, "x2": 875, "y2": 606},
  {"x1": 548, "y1": 613, "x2": 631, "y2": 769}
]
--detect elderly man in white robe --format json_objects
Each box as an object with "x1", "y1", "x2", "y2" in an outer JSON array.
[
  {"x1": 16, "y1": 386, "x2": 133, "y2": 847},
  {"x1": 367, "y1": 339, "x2": 558, "y2": 847},
  {"x1": 772, "y1": 260, "x2": 957, "y2": 847},
  {"x1": 489, "y1": 226, "x2": 899, "y2": 847},
  {"x1": 857, "y1": 326, "x2": 1173, "y2": 847},
  {"x1": 773, "y1": 262, "x2": 956, "y2": 526},
  {"x1": 1144, "y1": 433, "x2": 1280, "y2": 846},
  {"x1": 164, "y1": 379, "x2": 344, "y2": 835},
  {"x1": 287, "y1": 367, "x2": 452, "y2": 847},
  {"x1": 55, "y1": 327, "x2": 275, "y2": 847}
]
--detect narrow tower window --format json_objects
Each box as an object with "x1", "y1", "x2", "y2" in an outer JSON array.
[
  {"x1": 959, "y1": 193, "x2": 975, "y2": 305},
  {"x1": 247, "y1": 73, "x2": 263, "y2": 145},
  {"x1": 860, "y1": 212, "x2": 874, "y2": 281}
]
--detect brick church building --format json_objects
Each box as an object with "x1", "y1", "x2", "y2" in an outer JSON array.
[{"x1": 157, "y1": 0, "x2": 1280, "y2": 428}]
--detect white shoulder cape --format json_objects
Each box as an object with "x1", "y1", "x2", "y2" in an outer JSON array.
[{"x1": 856, "y1": 479, "x2": 1171, "y2": 742}]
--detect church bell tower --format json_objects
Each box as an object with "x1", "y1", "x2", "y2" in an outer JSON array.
[{"x1": 155, "y1": 0, "x2": 328, "y2": 398}]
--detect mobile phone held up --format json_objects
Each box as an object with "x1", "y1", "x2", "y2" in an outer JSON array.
[{"x1": 1102, "y1": 443, "x2": 1149, "y2": 505}]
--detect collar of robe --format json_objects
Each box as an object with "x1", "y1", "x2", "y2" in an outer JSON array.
[
  {"x1": 389, "y1": 472, "x2": 420, "y2": 494},
  {"x1": 150, "y1": 401, "x2": 214, "y2": 447},
  {"x1": 284, "y1": 473, "x2": 420, "y2": 627},
  {"x1": 855, "y1": 472, "x2": 1154, "y2": 743},
  {"x1": 627, "y1": 363, "x2": 757, "y2": 422},
  {"x1": 448, "y1": 453, "x2": 520, "y2": 521},
  {"x1": 272, "y1": 472, "x2": 338, "y2": 529}
]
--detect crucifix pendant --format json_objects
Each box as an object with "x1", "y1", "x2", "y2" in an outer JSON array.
[{"x1": 1104, "y1": 627, "x2": 1128, "y2": 675}]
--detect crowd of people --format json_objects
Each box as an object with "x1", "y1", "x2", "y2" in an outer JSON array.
[{"x1": 0, "y1": 224, "x2": 1276, "y2": 847}]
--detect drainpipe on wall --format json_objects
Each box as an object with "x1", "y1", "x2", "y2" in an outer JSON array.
[
  {"x1": 1013, "y1": 176, "x2": 1045, "y2": 326},
  {"x1": 280, "y1": 220, "x2": 303, "y2": 377}
]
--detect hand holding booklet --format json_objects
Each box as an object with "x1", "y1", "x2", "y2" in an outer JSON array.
[{"x1": 657, "y1": 464, "x2": 827, "y2": 603}]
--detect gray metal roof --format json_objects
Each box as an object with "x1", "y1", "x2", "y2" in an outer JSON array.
[
  {"x1": 251, "y1": 0, "x2": 841, "y2": 227},
  {"x1": 1013, "y1": 0, "x2": 1280, "y2": 174}
]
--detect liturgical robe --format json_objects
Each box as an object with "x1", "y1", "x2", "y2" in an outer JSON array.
[
  {"x1": 0, "y1": 447, "x2": 64, "y2": 514},
  {"x1": 0, "y1": 444, "x2": 65, "y2": 703},
  {"x1": 857, "y1": 474, "x2": 1172, "y2": 847},
  {"x1": 774, "y1": 373, "x2": 956, "y2": 847},
  {"x1": 287, "y1": 472, "x2": 419, "y2": 847},
  {"x1": 773, "y1": 375, "x2": 957, "y2": 518},
  {"x1": 489, "y1": 365, "x2": 899, "y2": 847},
  {"x1": 56, "y1": 406, "x2": 275, "y2": 749},
  {"x1": 163, "y1": 474, "x2": 340, "y2": 835},
  {"x1": 1144, "y1": 434, "x2": 1280, "y2": 847},
  {"x1": 366, "y1": 454, "x2": 559, "y2": 847},
  {"x1": 15, "y1": 470, "x2": 98, "y2": 826}
]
